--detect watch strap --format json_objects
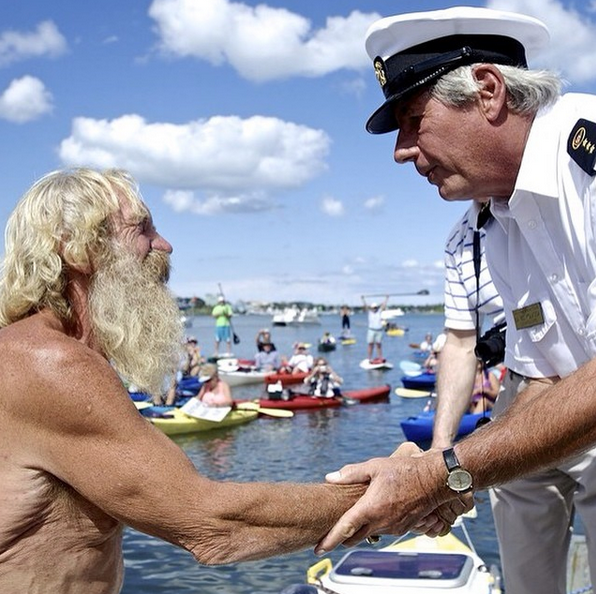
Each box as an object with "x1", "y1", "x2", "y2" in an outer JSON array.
[{"x1": 442, "y1": 447, "x2": 460, "y2": 472}]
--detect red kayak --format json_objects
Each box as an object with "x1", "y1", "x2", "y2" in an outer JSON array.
[
  {"x1": 240, "y1": 384, "x2": 391, "y2": 410},
  {"x1": 264, "y1": 371, "x2": 308, "y2": 386}
]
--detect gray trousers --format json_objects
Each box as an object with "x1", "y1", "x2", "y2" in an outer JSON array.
[{"x1": 490, "y1": 372, "x2": 596, "y2": 594}]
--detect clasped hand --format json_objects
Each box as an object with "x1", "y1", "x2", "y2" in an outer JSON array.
[{"x1": 315, "y1": 442, "x2": 473, "y2": 555}]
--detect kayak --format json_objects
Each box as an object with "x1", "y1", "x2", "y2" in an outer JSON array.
[
  {"x1": 264, "y1": 371, "x2": 309, "y2": 386},
  {"x1": 359, "y1": 358, "x2": 394, "y2": 371},
  {"x1": 245, "y1": 384, "x2": 391, "y2": 410},
  {"x1": 401, "y1": 409, "x2": 491, "y2": 443},
  {"x1": 219, "y1": 368, "x2": 269, "y2": 387},
  {"x1": 395, "y1": 387, "x2": 434, "y2": 398},
  {"x1": 386, "y1": 327, "x2": 406, "y2": 336},
  {"x1": 401, "y1": 371, "x2": 436, "y2": 390},
  {"x1": 317, "y1": 342, "x2": 337, "y2": 352},
  {"x1": 290, "y1": 515, "x2": 501, "y2": 594},
  {"x1": 144, "y1": 406, "x2": 258, "y2": 436}
]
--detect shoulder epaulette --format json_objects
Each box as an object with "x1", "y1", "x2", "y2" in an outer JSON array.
[{"x1": 567, "y1": 118, "x2": 596, "y2": 176}]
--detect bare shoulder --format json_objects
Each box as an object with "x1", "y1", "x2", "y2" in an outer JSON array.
[{"x1": 0, "y1": 313, "x2": 132, "y2": 425}]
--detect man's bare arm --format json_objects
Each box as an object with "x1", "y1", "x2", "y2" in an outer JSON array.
[
  {"x1": 431, "y1": 329, "x2": 478, "y2": 449},
  {"x1": 319, "y1": 357, "x2": 596, "y2": 552},
  {"x1": 16, "y1": 342, "x2": 364, "y2": 565}
]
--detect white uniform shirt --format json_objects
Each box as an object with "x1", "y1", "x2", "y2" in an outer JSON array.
[
  {"x1": 486, "y1": 93, "x2": 596, "y2": 378},
  {"x1": 444, "y1": 203, "x2": 504, "y2": 332}
]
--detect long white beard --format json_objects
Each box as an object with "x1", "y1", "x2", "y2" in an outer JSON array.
[{"x1": 88, "y1": 249, "x2": 183, "y2": 396}]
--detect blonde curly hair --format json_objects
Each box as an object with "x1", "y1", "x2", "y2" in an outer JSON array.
[{"x1": 0, "y1": 167, "x2": 147, "y2": 327}]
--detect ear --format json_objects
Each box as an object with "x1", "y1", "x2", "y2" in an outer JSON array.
[{"x1": 472, "y1": 64, "x2": 508, "y2": 123}]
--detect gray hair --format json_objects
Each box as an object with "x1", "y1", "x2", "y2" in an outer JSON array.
[{"x1": 431, "y1": 64, "x2": 563, "y2": 116}]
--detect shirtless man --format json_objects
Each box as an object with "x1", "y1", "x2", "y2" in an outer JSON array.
[{"x1": 0, "y1": 168, "x2": 364, "y2": 594}]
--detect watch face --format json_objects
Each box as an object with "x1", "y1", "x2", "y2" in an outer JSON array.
[{"x1": 447, "y1": 468, "x2": 473, "y2": 492}]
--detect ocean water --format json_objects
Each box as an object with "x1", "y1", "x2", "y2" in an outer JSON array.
[{"x1": 121, "y1": 312, "x2": 500, "y2": 593}]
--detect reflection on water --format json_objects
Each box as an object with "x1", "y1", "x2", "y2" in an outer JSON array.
[{"x1": 121, "y1": 313, "x2": 499, "y2": 593}]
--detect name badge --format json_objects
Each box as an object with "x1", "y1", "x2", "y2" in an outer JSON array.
[{"x1": 512, "y1": 302, "x2": 545, "y2": 330}]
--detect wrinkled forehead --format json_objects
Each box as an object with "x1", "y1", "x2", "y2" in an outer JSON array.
[{"x1": 109, "y1": 187, "x2": 150, "y2": 229}]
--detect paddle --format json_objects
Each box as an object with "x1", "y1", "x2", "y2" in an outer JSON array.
[
  {"x1": 395, "y1": 387, "x2": 435, "y2": 399},
  {"x1": 235, "y1": 401, "x2": 294, "y2": 418}
]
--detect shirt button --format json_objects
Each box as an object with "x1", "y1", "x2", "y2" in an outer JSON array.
[
  {"x1": 550, "y1": 273, "x2": 558, "y2": 282},
  {"x1": 578, "y1": 328, "x2": 586, "y2": 336},
  {"x1": 527, "y1": 220, "x2": 537, "y2": 229}
]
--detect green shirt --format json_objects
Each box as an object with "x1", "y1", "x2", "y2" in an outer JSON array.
[{"x1": 212, "y1": 303, "x2": 232, "y2": 327}]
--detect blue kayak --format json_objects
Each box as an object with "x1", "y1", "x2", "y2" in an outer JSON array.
[
  {"x1": 401, "y1": 371, "x2": 436, "y2": 391},
  {"x1": 401, "y1": 410, "x2": 490, "y2": 443}
]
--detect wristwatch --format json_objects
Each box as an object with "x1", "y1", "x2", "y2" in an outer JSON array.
[{"x1": 442, "y1": 447, "x2": 473, "y2": 493}]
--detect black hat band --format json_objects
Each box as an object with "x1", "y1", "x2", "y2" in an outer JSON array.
[{"x1": 376, "y1": 34, "x2": 528, "y2": 101}]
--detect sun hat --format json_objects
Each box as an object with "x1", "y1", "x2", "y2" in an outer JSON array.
[
  {"x1": 199, "y1": 363, "x2": 217, "y2": 382},
  {"x1": 364, "y1": 6, "x2": 550, "y2": 134}
]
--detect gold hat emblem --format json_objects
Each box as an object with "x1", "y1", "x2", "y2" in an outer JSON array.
[{"x1": 373, "y1": 57, "x2": 387, "y2": 88}]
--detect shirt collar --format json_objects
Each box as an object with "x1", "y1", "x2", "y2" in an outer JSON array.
[{"x1": 511, "y1": 99, "x2": 561, "y2": 201}]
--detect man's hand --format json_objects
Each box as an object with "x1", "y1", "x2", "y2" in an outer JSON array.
[{"x1": 315, "y1": 442, "x2": 471, "y2": 554}]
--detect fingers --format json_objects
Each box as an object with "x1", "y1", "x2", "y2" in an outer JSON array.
[
  {"x1": 411, "y1": 497, "x2": 472, "y2": 538},
  {"x1": 389, "y1": 441, "x2": 422, "y2": 458},
  {"x1": 325, "y1": 460, "x2": 377, "y2": 485},
  {"x1": 315, "y1": 505, "x2": 365, "y2": 554}
]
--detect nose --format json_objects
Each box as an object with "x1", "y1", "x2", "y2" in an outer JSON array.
[
  {"x1": 393, "y1": 130, "x2": 419, "y2": 164},
  {"x1": 152, "y1": 234, "x2": 173, "y2": 254}
]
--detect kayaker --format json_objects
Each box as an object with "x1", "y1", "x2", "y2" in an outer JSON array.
[
  {"x1": 195, "y1": 363, "x2": 233, "y2": 407},
  {"x1": 253, "y1": 340, "x2": 281, "y2": 372},
  {"x1": 255, "y1": 327, "x2": 276, "y2": 352},
  {"x1": 288, "y1": 343, "x2": 314, "y2": 374},
  {"x1": 304, "y1": 357, "x2": 343, "y2": 398}
]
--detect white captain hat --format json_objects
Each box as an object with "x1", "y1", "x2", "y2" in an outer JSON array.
[{"x1": 364, "y1": 6, "x2": 550, "y2": 134}]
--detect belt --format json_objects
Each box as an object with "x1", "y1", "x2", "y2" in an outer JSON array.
[{"x1": 508, "y1": 370, "x2": 560, "y2": 385}]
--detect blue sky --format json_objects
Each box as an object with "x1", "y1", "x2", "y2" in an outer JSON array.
[{"x1": 2, "y1": 0, "x2": 596, "y2": 306}]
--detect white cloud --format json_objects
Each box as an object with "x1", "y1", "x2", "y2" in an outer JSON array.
[
  {"x1": 149, "y1": 0, "x2": 379, "y2": 81},
  {"x1": 321, "y1": 195, "x2": 344, "y2": 217},
  {"x1": 164, "y1": 189, "x2": 276, "y2": 214},
  {"x1": 59, "y1": 113, "x2": 330, "y2": 213},
  {"x1": 0, "y1": 21, "x2": 67, "y2": 67},
  {"x1": 363, "y1": 194, "x2": 384, "y2": 210},
  {"x1": 488, "y1": 0, "x2": 596, "y2": 84},
  {"x1": 0, "y1": 76, "x2": 53, "y2": 123}
]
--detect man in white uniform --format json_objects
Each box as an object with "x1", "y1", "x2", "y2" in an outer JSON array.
[{"x1": 318, "y1": 8, "x2": 596, "y2": 593}]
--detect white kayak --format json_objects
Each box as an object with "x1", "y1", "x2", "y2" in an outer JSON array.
[{"x1": 359, "y1": 358, "x2": 394, "y2": 371}]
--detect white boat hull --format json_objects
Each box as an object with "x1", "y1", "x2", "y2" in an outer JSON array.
[{"x1": 305, "y1": 519, "x2": 501, "y2": 594}]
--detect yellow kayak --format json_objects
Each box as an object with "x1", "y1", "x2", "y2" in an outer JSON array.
[{"x1": 148, "y1": 407, "x2": 258, "y2": 436}]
